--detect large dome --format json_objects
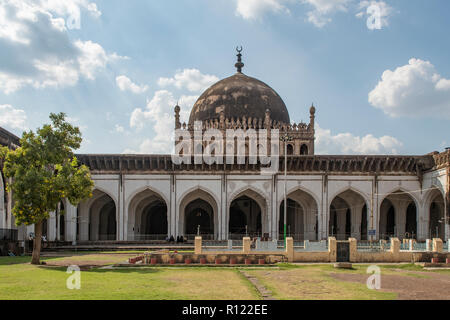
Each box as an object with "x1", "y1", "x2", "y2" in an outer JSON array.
[{"x1": 188, "y1": 72, "x2": 290, "y2": 125}]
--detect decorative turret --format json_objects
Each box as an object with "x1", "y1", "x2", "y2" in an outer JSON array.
[
  {"x1": 309, "y1": 103, "x2": 316, "y2": 131},
  {"x1": 174, "y1": 104, "x2": 181, "y2": 129}
]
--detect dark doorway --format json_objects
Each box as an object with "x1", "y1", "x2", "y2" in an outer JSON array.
[
  {"x1": 430, "y1": 201, "x2": 444, "y2": 239},
  {"x1": 300, "y1": 144, "x2": 308, "y2": 155},
  {"x1": 329, "y1": 206, "x2": 338, "y2": 237},
  {"x1": 229, "y1": 196, "x2": 262, "y2": 238},
  {"x1": 42, "y1": 219, "x2": 48, "y2": 238},
  {"x1": 361, "y1": 205, "x2": 368, "y2": 240},
  {"x1": 59, "y1": 202, "x2": 65, "y2": 240},
  {"x1": 141, "y1": 200, "x2": 167, "y2": 237},
  {"x1": 185, "y1": 199, "x2": 214, "y2": 236},
  {"x1": 286, "y1": 144, "x2": 294, "y2": 155},
  {"x1": 405, "y1": 203, "x2": 417, "y2": 238},
  {"x1": 386, "y1": 205, "x2": 395, "y2": 238},
  {"x1": 345, "y1": 209, "x2": 351, "y2": 239},
  {"x1": 279, "y1": 199, "x2": 303, "y2": 240},
  {"x1": 98, "y1": 200, "x2": 116, "y2": 240}
]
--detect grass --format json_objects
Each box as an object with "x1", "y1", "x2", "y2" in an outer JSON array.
[
  {"x1": 1, "y1": 255, "x2": 449, "y2": 300},
  {"x1": 246, "y1": 265, "x2": 398, "y2": 300},
  {"x1": 0, "y1": 256, "x2": 258, "y2": 300}
]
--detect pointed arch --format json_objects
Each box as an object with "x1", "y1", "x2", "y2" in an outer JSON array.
[
  {"x1": 329, "y1": 186, "x2": 370, "y2": 209},
  {"x1": 278, "y1": 186, "x2": 319, "y2": 241},
  {"x1": 228, "y1": 186, "x2": 269, "y2": 239},
  {"x1": 378, "y1": 187, "x2": 420, "y2": 212},
  {"x1": 329, "y1": 188, "x2": 368, "y2": 240},
  {"x1": 178, "y1": 186, "x2": 219, "y2": 240},
  {"x1": 424, "y1": 187, "x2": 445, "y2": 239},
  {"x1": 127, "y1": 187, "x2": 168, "y2": 241},
  {"x1": 379, "y1": 188, "x2": 419, "y2": 240}
]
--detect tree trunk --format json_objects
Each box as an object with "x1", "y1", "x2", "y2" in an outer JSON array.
[{"x1": 31, "y1": 221, "x2": 43, "y2": 265}]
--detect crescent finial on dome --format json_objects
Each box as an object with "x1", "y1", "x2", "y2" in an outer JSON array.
[{"x1": 235, "y1": 46, "x2": 244, "y2": 73}]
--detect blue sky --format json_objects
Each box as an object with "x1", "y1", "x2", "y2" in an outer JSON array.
[{"x1": 0, "y1": 0, "x2": 449, "y2": 155}]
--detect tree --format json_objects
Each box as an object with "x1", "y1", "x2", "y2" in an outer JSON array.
[{"x1": 0, "y1": 113, "x2": 94, "y2": 265}]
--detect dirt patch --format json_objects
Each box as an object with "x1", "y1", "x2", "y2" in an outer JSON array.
[{"x1": 330, "y1": 271, "x2": 450, "y2": 300}]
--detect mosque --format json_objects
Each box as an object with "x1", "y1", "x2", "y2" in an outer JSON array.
[{"x1": 1, "y1": 51, "x2": 448, "y2": 245}]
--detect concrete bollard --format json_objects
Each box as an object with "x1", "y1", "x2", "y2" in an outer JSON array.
[
  {"x1": 243, "y1": 237, "x2": 251, "y2": 254},
  {"x1": 328, "y1": 237, "x2": 337, "y2": 263},
  {"x1": 432, "y1": 238, "x2": 443, "y2": 253},
  {"x1": 390, "y1": 238, "x2": 400, "y2": 260},
  {"x1": 286, "y1": 237, "x2": 294, "y2": 262},
  {"x1": 349, "y1": 238, "x2": 357, "y2": 262},
  {"x1": 195, "y1": 236, "x2": 202, "y2": 255}
]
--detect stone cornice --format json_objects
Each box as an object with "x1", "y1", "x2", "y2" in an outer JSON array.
[
  {"x1": 0, "y1": 127, "x2": 20, "y2": 149},
  {"x1": 430, "y1": 150, "x2": 450, "y2": 171},
  {"x1": 76, "y1": 154, "x2": 434, "y2": 176}
]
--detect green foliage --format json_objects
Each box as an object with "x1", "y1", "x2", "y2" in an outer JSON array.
[{"x1": 1, "y1": 113, "x2": 94, "y2": 226}]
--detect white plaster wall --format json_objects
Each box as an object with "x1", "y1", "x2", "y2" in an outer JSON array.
[{"x1": 43, "y1": 167, "x2": 448, "y2": 242}]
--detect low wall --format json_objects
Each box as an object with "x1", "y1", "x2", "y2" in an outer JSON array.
[{"x1": 129, "y1": 237, "x2": 450, "y2": 264}]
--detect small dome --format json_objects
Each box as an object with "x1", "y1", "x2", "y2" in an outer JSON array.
[{"x1": 188, "y1": 72, "x2": 290, "y2": 125}]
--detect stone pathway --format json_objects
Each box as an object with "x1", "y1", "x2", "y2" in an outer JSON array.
[{"x1": 239, "y1": 271, "x2": 276, "y2": 300}]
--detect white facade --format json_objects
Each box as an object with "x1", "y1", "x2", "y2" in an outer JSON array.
[{"x1": 30, "y1": 166, "x2": 445, "y2": 243}]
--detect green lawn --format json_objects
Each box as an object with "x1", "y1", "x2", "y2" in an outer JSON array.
[
  {"x1": 0, "y1": 256, "x2": 258, "y2": 300},
  {"x1": 0, "y1": 255, "x2": 447, "y2": 300}
]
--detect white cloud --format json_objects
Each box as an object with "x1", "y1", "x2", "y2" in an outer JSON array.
[
  {"x1": 303, "y1": 0, "x2": 350, "y2": 28},
  {"x1": 235, "y1": 0, "x2": 289, "y2": 20},
  {"x1": 40, "y1": 0, "x2": 102, "y2": 20},
  {"x1": 368, "y1": 58, "x2": 450, "y2": 119},
  {"x1": 115, "y1": 124, "x2": 125, "y2": 133},
  {"x1": 116, "y1": 75, "x2": 148, "y2": 94},
  {"x1": 356, "y1": 1, "x2": 392, "y2": 30},
  {"x1": 0, "y1": 0, "x2": 123, "y2": 94},
  {"x1": 235, "y1": 0, "x2": 351, "y2": 27},
  {"x1": 235, "y1": 0, "x2": 394, "y2": 28},
  {"x1": 158, "y1": 69, "x2": 219, "y2": 93},
  {"x1": 315, "y1": 124, "x2": 402, "y2": 154},
  {"x1": 128, "y1": 90, "x2": 197, "y2": 154},
  {"x1": 0, "y1": 104, "x2": 27, "y2": 130},
  {"x1": 66, "y1": 116, "x2": 87, "y2": 131}
]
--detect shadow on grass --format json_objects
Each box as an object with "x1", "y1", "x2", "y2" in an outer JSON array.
[
  {"x1": 36, "y1": 265, "x2": 163, "y2": 275},
  {"x1": 0, "y1": 256, "x2": 61, "y2": 266}
]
